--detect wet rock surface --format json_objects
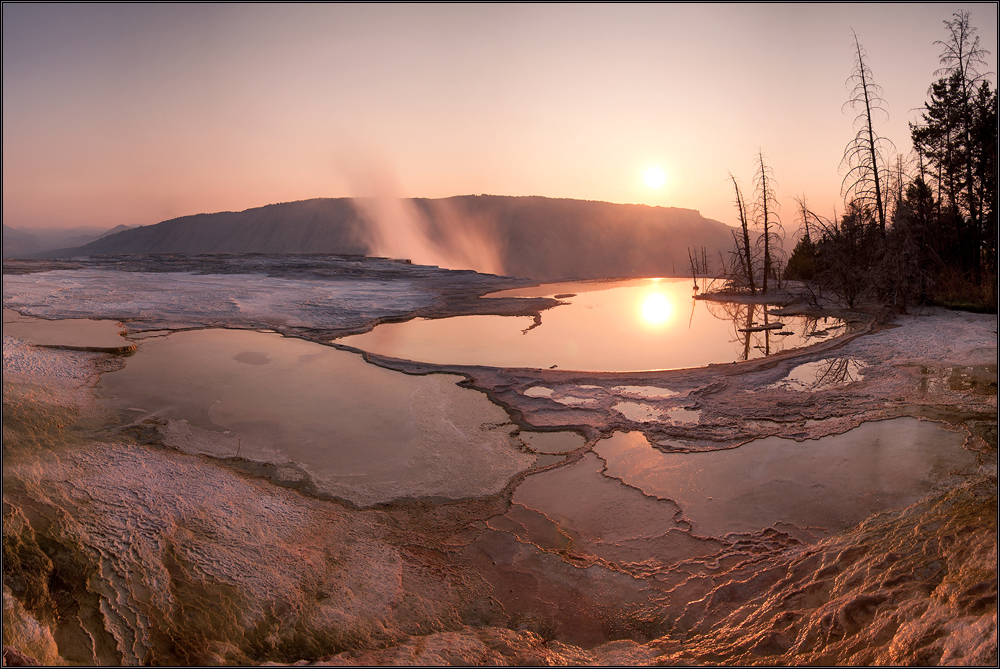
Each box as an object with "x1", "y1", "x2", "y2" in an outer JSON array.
[
  {"x1": 2, "y1": 255, "x2": 556, "y2": 339},
  {"x1": 3, "y1": 255, "x2": 997, "y2": 666}
]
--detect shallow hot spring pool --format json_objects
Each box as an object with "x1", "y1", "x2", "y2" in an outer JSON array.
[{"x1": 336, "y1": 278, "x2": 846, "y2": 371}]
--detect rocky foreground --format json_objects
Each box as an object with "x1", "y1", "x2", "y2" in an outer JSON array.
[{"x1": 2, "y1": 256, "x2": 996, "y2": 666}]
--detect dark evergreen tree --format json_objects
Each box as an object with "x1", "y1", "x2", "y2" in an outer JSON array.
[
  {"x1": 912, "y1": 72, "x2": 971, "y2": 272},
  {"x1": 935, "y1": 11, "x2": 990, "y2": 282},
  {"x1": 970, "y1": 82, "x2": 997, "y2": 286},
  {"x1": 783, "y1": 235, "x2": 817, "y2": 282},
  {"x1": 813, "y1": 200, "x2": 882, "y2": 308},
  {"x1": 784, "y1": 197, "x2": 819, "y2": 282},
  {"x1": 911, "y1": 11, "x2": 993, "y2": 287}
]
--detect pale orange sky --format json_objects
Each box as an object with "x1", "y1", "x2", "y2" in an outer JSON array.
[{"x1": 3, "y1": 3, "x2": 997, "y2": 233}]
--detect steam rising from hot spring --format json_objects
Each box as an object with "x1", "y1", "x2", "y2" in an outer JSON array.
[
  {"x1": 353, "y1": 195, "x2": 505, "y2": 275},
  {"x1": 337, "y1": 158, "x2": 502, "y2": 274}
]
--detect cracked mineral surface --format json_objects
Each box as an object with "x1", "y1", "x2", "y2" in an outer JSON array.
[{"x1": 3, "y1": 255, "x2": 997, "y2": 666}]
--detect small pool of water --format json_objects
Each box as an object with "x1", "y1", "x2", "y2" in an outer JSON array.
[
  {"x1": 768, "y1": 357, "x2": 868, "y2": 391},
  {"x1": 3, "y1": 308, "x2": 133, "y2": 353},
  {"x1": 594, "y1": 418, "x2": 976, "y2": 537},
  {"x1": 96, "y1": 329, "x2": 534, "y2": 506},
  {"x1": 336, "y1": 278, "x2": 843, "y2": 371},
  {"x1": 613, "y1": 401, "x2": 664, "y2": 423},
  {"x1": 611, "y1": 385, "x2": 679, "y2": 398},
  {"x1": 518, "y1": 431, "x2": 586, "y2": 454}
]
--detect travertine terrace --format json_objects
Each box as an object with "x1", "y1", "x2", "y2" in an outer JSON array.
[{"x1": 3, "y1": 255, "x2": 996, "y2": 666}]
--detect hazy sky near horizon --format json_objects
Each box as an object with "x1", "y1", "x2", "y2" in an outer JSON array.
[{"x1": 3, "y1": 3, "x2": 997, "y2": 232}]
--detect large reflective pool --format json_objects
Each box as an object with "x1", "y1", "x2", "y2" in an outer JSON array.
[
  {"x1": 97, "y1": 329, "x2": 535, "y2": 506},
  {"x1": 337, "y1": 278, "x2": 845, "y2": 371}
]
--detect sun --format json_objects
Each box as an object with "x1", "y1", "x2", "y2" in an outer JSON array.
[{"x1": 642, "y1": 166, "x2": 667, "y2": 189}]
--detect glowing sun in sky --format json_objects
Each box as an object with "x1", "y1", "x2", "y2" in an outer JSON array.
[
  {"x1": 641, "y1": 292, "x2": 672, "y2": 325},
  {"x1": 642, "y1": 167, "x2": 667, "y2": 189}
]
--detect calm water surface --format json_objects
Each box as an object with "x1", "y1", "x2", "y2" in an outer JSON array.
[
  {"x1": 96, "y1": 328, "x2": 536, "y2": 506},
  {"x1": 337, "y1": 278, "x2": 844, "y2": 371},
  {"x1": 593, "y1": 418, "x2": 976, "y2": 536}
]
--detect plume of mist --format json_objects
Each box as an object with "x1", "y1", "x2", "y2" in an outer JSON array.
[
  {"x1": 336, "y1": 156, "x2": 504, "y2": 275},
  {"x1": 418, "y1": 197, "x2": 504, "y2": 276}
]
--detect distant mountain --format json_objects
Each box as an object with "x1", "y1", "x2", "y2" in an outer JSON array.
[
  {"x1": 44, "y1": 196, "x2": 737, "y2": 280},
  {"x1": 3, "y1": 224, "x2": 136, "y2": 258}
]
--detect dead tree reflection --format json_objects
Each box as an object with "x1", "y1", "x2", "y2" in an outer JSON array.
[
  {"x1": 810, "y1": 357, "x2": 865, "y2": 389},
  {"x1": 703, "y1": 301, "x2": 826, "y2": 361},
  {"x1": 703, "y1": 300, "x2": 759, "y2": 361}
]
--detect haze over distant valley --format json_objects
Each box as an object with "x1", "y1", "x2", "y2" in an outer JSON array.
[
  {"x1": 44, "y1": 195, "x2": 736, "y2": 281},
  {"x1": 1, "y1": 224, "x2": 134, "y2": 259}
]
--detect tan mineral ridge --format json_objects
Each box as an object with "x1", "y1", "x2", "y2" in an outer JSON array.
[{"x1": 2, "y1": 279, "x2": 996, "y2": 666}]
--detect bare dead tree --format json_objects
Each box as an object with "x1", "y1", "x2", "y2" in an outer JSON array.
[
  {"x1": 797, "y1": 195, "x2": 824, "y2": 241},
  {"x1": 752, "y1": 151, "x2": 784, "y2": 292},
  {"x1": 842, "y1": 30, "x2": 894, "y2": 234},
  {"x1": 885, "y1": 153, "x2": 916, "y2": 225},
  {"x1": 687, "y1": 247, "x2": 699, "y2": 289},
  {"x1": 687, "y1": 246, "x2": 712, "y2": 290},
  {"x1": 728, "y1": 172, "x2": 757, "y2": 295}
]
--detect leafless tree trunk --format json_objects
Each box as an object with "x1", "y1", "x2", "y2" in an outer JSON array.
[
  {"x1": 842, "y1": 31, "x2": 893, "y2": 234},
  {"x1": 753, "y1": 151, "x2": 783, "y2": 293},
  {"x1": 729, "y1": 173, "x2": 757, "y2": 295},
  {"x1": 687, "y1": 247, "x2": 699, "y2": 289}
]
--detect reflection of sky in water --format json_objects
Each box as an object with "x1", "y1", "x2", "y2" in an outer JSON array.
[
  {"x1": 553, "y1": 396, "x2": 598, "y2": 406},
  {"x1": 611, "y1": 385, "x2": 679, "y2": 398},
  {"x1": 519, "y1": 431, "x2": 585, "y2": 454},
  {"x1": 595, "y1": 419, "x2": 976, "y2": 537},
  {"x1": 613, "y1": 401, "x2": 663, "y2": 423},
  {"x1": 2, "y1": 308, "x2": 130, "y2": 351},
  {"x1": 613, "y1": 403, "x2": 699, "y2": 424},
  {"x1": 338, "y1": 278, "x2": 841, "y2": 372},
  {"x1": 97, "y1": 329, "x2": 532, "y2": 506},
  {"x1": 524, "y1": 384, "x2": 606, "y2": 406},
  {"x1": 768, "y1": 358, "x2": 868, "y2": 391}
]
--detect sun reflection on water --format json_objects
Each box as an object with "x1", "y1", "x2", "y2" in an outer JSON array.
[
  {"x1": 640, "y1": 292, "x2": 672, "y2": 326},
  {"x1": 337, "y1": 278, "x2": 846, "y2": 372}
]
